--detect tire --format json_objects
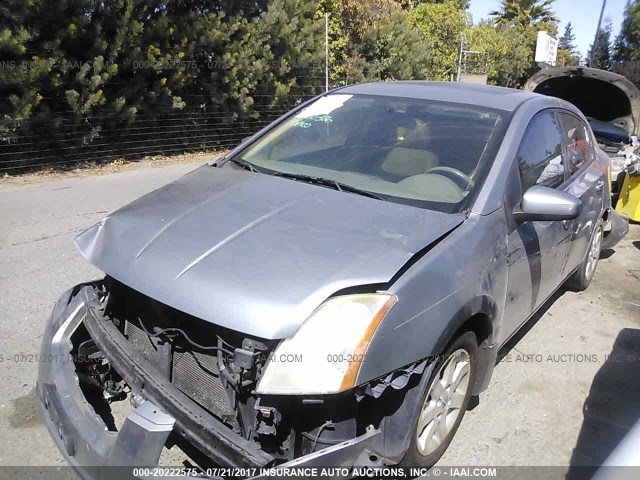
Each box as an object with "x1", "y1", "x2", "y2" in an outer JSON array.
[
  {"x1": 400, "y1": 331, "x2": 477, "y2": 468},
  {"x1": 566, "y1": 224, "x2": 603, "y2": 292}
]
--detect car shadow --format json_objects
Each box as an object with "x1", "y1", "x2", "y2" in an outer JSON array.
[
  {"x1": 566, "y1": 328, "x2": 640, "y2": 479},
  {"x1": 599, "y1": 248, "x2": 616, "y2": 260}
]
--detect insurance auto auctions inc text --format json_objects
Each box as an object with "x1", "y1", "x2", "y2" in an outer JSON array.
[{"x1": 258, "y1": 466, "x2": 497, "y2": 478}]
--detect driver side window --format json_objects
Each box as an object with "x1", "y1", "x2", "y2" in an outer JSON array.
[{"x1": 517, "y1": 112, "x2": 566, "y2": 191}]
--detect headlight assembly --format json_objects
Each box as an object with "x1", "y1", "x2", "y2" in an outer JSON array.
[{"x1": 256, "y1": 293, "x2": 397, "y2": 395}]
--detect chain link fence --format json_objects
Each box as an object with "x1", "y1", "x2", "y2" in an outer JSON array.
[{"x1": 0, "y1": 88, "x2": 324, "y2": 175}]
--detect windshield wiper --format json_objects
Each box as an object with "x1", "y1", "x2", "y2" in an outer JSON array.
[
  {"x1": 273, "y1": 172, "x2": 386, "y2": 201},
  {"x1": 225, "y1": 157, "x2": 259, "y2": 173}
]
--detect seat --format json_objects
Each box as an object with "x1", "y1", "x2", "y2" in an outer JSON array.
[
  {"x1": 396, "y1": 173, "x2": 464, "y2": 203},
  {"x1": 380, "y1": 123, "x2": 439, "y2": 177}
]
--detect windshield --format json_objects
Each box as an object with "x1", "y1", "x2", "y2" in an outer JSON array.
[{"x1": 236, "y1": 93, "x2": 508, "y2": 213}]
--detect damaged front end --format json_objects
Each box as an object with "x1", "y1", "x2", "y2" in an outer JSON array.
[{"x1": 37, "y1": 279, "x2": 431, "y2": 478}]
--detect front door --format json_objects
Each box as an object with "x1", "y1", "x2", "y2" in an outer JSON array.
[{"x1": 499, "y1": 111, "x2": 573, "y2": 344}]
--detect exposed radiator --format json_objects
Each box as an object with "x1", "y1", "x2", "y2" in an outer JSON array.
[{"x1": 124, "y1": 319, "x2": 235, "y2": 419}]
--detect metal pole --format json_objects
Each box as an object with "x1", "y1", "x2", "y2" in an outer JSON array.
[
  {"x1": 325, "y1": 12, "x2": 329, "y2": 92},
  {"x1": 589, "y1": 0, "x2": 607, "y2": 67},
  {"x1": 456, "y1": 38, "x2": 464, "y2": 82}
]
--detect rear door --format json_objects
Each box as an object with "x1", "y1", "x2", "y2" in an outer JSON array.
[{"x1": 557, "y1": 111, "x2": 605, "y2": 275}]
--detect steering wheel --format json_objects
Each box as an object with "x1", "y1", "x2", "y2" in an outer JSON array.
[{"x1": 425, "y1": 166, "x2": 475, "y2": 190}]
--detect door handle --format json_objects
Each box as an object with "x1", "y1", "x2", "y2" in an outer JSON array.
[{"x1": 595, "y1": 182, "x2": 604, "y2": 194}]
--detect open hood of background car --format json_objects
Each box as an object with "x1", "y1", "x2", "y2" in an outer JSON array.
[
  {"x1": 75, "y1": 165, "x2": 465, "y2": 339},
  {"x1": 524, "y1": 67, "x2": 640, "y2": 139}
]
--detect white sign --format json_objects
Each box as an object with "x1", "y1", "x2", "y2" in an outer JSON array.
[{"x1": 535, "y1": 31, "x2": 559, "y2": 65}]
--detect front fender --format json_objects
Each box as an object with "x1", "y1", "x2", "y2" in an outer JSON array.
[{"x1": 356, "y1": 211, "x2": 508, "y2": 392}]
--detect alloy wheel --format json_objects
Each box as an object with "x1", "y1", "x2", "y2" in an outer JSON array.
[
  {"x1": 585, "y1": 226, "x2": 602, "y2": 281},
  {"x1": 416, "y1": 349, "x2": 471, "y2": 456}
]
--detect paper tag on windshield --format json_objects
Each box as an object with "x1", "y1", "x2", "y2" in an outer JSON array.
[{"x1": 295, "y1": 95, "x2": 353, "y2": 120}]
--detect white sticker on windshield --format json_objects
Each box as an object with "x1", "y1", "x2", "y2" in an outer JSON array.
[{"x1": 295, "y1": 94, "x2": 353, "y2": 119}]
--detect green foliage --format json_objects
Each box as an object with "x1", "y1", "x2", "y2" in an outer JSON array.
[
  {"x1": 491, "y1": 0, "x2": 557, "y2": 28},
  {"x1": 318, "y1": 0, "x2": 431, "y2": 84},
  {"x1": 465, "y1": 20, "x2": 536, "y2": 88},
  {"x1": 0, "y1": 0, "x2": 574, "y2": 171},
  {"x1": 358, "y1": 9, "x2": 431, "y2": 80},
  {"x1": 614, "y1": 0, "x2": 640, "y2": 62},
  {"x1": 557, "y1": 22, "x2": 580, "y2": 66},
  {"x1": 556, "y1": 48, "x2": 580, "y2": 67},
  {"x1": 414, "y1": 0, "x2": 470, "y2": 9},
  {"x1": 588, "y1": 18, "x2": 613, "y2": 70},
  {"x1": 409, "y1": 0, "x2": 470, "y2": 80},
  {"x1": 558, "y1": 22, "x2": 577, "y2": 53},
  {"x1": 0, "y1": 0, "x2": 326, "y2": 166}
]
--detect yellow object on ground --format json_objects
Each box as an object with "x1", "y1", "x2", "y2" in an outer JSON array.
[{"x1": 616, "y1": 174, "x2": 640, "y2": 222}]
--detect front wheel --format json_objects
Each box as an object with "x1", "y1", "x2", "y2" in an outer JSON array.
[
  {"x1": 401, "y1": 331, "x2": 477, "y2": 467},
  {"x1": 566, "y1": 224, "x2": 603, "y2": 291}
]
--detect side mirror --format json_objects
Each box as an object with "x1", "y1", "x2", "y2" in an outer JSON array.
[{"x1": 513, "y1": 185, "x2": 582, "y2": 222}]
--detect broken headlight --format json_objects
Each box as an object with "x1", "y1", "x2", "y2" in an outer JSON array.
[{"x1": 256, "y1": 293, "x2": 397, "y2": 395}]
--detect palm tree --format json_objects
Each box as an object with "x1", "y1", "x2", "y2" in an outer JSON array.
[{"x1": 490, "y1": 0, "x2": 557, "y2": 27}]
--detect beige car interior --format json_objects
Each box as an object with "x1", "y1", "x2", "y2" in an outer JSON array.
[{"x1": 379, "y1": 123, "x2": 465, "y2": 203}]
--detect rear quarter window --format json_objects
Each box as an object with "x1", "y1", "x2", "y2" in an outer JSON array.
[{"x1": 558, "y1": 112, "x2": 595, "y2": 175}]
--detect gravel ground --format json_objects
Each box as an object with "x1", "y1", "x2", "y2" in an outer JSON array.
[{"x1": 0, "y1": 160, "x2": 638, "y2": 476}]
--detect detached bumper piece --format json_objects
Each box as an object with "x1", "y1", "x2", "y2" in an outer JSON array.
[
  {"x1": 36, "y1": 286, "x2": 382, "y2": 480},
  {"x1": 602, "y1": 209, "x2": 631, "y2": 250}
]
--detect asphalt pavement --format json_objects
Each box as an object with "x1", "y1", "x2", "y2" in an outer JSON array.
[{"x1": 0, "y1": 161, "x2": 639, "y2": 474}]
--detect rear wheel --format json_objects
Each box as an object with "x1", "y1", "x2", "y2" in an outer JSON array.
[
  {"x1": 566, "y1": 224, "x2": 603, "y2": 291},
  {"x1": 401, "y1": 331, "x2": 477, "y2": 467}
]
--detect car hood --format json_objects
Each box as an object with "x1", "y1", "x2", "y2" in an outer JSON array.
[
  {"x1": 524, "y1": 67, "x2": 640, "y2": 136},
  {"x1": 75, "y1": 165, "x2": 465, "y2": 339}
]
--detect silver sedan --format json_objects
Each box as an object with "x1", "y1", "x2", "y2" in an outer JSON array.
[{"x1": 37, "y1": 82, "x2": 625, "y2": 477}]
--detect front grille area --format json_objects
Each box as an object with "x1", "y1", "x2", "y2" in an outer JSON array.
[
  {"x1": 172, "y1": 348, "x2": 234, "y2": 418},
  {"x1": 105, "y1": 278, "x2": 275, "y2": 426},
  {"x1": 124, "y1": 319, "x2": 235, "y2": 418}
]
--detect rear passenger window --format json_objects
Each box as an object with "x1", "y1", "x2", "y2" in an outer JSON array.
[
  {"x1": 516, "y1": 112, "x2": 565, "y2": 191},
  {"x1": 559, "y1": 113, "x2": 594, "y2": 175}
]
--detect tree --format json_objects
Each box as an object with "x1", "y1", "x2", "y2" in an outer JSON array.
[
  {"x1": 249, "y1": 0, "x2": 325, "y2": 102},
  {"x1": 466, "y1": 20, "x2": 535, "y2": 88},
  {"x1": 588, "y1": 18, "x2": 613, "y2": 70},
  {"x1": 613, "y1": 0, "x2": 640, "y2": 62},
  {"x1": 356, "y1": 9, "x2": 432, "y2": 81},
  {"x1": 0, "y1": 0, "x2": 330, "y2": 170},
  {"x1": 558, "y1": 22, "x2": 577, "y2": 53},
  {"x1": 414, "y1": 0, "x2": 470, "y2": 8},
  {"x1": 409, "y1": 0, "x2": 470, "y2": 80},
  {"x1": 318, "y1": 0, "x2": 431, "y2": 84},
  {"x1": 490, "y1": 0, "x2": 557, "y2": 28},
  {"x1": 556, "y1": 22, "x2": 580, "y2": 66},
  {"x1": 0, "y1": 0, "x2": 51, "y2": 144}
]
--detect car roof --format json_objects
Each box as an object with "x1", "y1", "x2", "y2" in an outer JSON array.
[{"x1": 337, "y1": 81, "x2": 540, "y2": 112}]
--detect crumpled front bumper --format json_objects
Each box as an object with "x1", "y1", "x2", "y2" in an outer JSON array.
[{"x1": 36, "y1": 285, "x2": 382, "y2": 480}]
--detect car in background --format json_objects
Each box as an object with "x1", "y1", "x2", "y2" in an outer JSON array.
[{"x1": 38, "y1": 82, "x2": 612, "y2": 478}]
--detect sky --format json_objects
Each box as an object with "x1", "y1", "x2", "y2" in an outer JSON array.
[{"x1": 468, "y1": 0, "x2": 627, "y2": 58}]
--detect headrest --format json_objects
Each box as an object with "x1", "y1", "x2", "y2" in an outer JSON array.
[
  {"x1": 400, "y1": 123, "x2": 432, "y2": 148},
  {"x1": 381, "y1": 148, "x2": 439, "y2": 177}
]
